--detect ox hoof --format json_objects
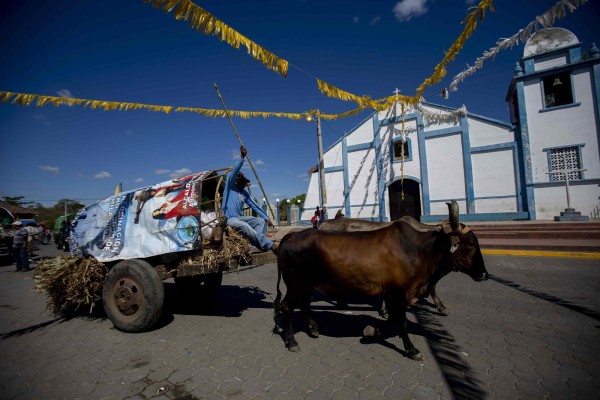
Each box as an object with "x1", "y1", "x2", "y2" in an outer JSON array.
[
  {"x1": 309, "y1": 329, "x2": 320, "y2": 338},
  {"x1": 362, "y1": 325, "x2": 380, "y2": 338},
  {"x1": 287, "y1": 344, "x2": 301, "y2": 352},
  {"x1": 406, "y1": 349, "x2": 423, "y2": 361}
]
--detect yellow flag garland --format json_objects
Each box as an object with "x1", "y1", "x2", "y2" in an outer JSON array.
[
  {"x1": 0, "y1": 91, "x2": 361, "y2": 121},
  {"x1": 414, "y1": 0, "x2": 495, "y2": 99},
  {"x1": 3, "y1": 0, "x2": 584, "y2": 123},
  {"x1": 144, "y1": 0, "x2": 289, "y2": 78}
]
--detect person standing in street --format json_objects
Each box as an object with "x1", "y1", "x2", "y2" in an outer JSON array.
[
  {"x1": 221, "y1": 145, "x2": 278, "y2": 252},
  {"x1": 11, "y1": 221, "x2": 30, "y2": 272}
]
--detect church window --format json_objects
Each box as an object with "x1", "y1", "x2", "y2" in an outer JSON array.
[
  {"x1": 542, "y1": 72, "x2": 573, "y2": 108},
  {"x1": 392, "y1": 137, "x2": 412, "y2": 162},
  {"x1": 547, "y1": 146, "x2": 583, "y2": 181}
]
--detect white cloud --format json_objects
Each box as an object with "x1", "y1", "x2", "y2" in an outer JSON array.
[
  {"x1": 369, "y1": 16, "x2": 381, "y2": 25},
  {"x1": 32, "y1": 114, "x2": 50, "y2": 125},
  {"x1": 253, "y1": 159, "x2": 265, "y2": 165},
  {"x1": 298, "y1": 173, "x2": 310, "y2": 182},
  {"x1": 393, "y1": 0, "x2": 428, "y2": 22},
  {"x1": 94, "y1": 171, "x2": 112, "y2": 179},
  {"x1": 134, "y1": 178, "x2": 144, "y2": 183},
  {"x1": 155, "y1": 168, "x2": 170, "y2": 175},
  {"x1": 39, "y1": 165, "x2": 60, "y2": 174},
  {"x1": 353, "y1": 16, "x2": 360, "y2": 23},
  {"x1": 57, "y1": 89, "x2": 73, "y2": 98},
  {"x1": 170, "y1": 168, "x2": 192, "y2": 178}
]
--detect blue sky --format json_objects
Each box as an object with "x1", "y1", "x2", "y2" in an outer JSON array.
[{"x1": 1, "y1": 0, "x2": 599, "y2": 208}]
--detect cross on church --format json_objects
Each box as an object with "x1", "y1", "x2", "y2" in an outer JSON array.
[
  {"x1": 546, "y1": 166, "x2": 587, "y2": 209},
  {"x1": 393, "y1": 88, "x2": 401, "y2": 98}
]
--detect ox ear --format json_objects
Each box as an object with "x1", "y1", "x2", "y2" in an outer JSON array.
[{"x1": 445, "y1": 201, "x2": 460, "y2": 232}]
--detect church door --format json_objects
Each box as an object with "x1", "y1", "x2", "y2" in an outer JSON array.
[{"x1": 389, "y1": 179, "x2": 421, "y2": 221}]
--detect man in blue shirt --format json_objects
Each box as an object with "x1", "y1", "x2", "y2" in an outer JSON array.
[
  {"x1": 11, "y1": 221, "x2": 30, "y2": 272},
  {"x1": 221, "y1": 146, "x2": 278, "y2": 252}
]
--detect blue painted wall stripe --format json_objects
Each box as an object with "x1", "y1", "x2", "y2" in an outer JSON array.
[{"x1": 461, "y1": 115, "x2": 475, "y2": 214}]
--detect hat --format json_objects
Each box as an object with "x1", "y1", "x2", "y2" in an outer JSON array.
[
  {"x1": 11, "y1": 221, "x2": 22, "y2": 226},
  {"x1": 235, "y1": 172, "x2": 250, "y2": 185}
]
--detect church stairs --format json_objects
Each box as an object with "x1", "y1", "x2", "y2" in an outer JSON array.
[{"x1": 470, "y1": 221, "x2": 600, "y2": 253}]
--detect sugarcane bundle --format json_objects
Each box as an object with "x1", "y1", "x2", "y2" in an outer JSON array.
[
  {"x1": 180, "y1": 226, "x2": 252, "y2": 270},
  {"x1": 34, "y1": 256, "x2": 107, "y2": 314}
]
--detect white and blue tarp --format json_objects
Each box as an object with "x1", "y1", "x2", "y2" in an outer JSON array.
[{"x1": 70, "y1": 171, "x2": 219, "y2": 262}]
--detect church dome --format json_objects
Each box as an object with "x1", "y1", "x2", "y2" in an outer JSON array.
[{"x1": 523, "y1": 27, "x2": 579, "y2": 57}]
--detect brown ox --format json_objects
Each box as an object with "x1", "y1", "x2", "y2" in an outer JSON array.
[
  {"x1": 319, "y1": 217, "x2": 449, "y2": 315},
  {"x1": 273, "y1": 201, "x2": 488, "y2": 360}
]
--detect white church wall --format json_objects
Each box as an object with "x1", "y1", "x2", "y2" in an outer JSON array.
[
  {"x1": 426, "y1": 134, "x2": 466, "y2": 201},
  {"x1": 430, "y1": 200, "x2": 468, "y2": 216},
  {"x1": 347, "y1": 149, "x2": 379, "y2": 208},
  {"x1": 301, "y1": 172, "x2": 321, "y2": 220},
  {"x1": 572, "y1": 68, "x2": 600, "y2": 179},
  {"x1": 468, "y1": 118, "x2": 514, "y2": 147},
  {"x1": 346, "y1": 117, "x2": 374, "y2": 146},
  {"x1": 324, "y1": 170, "x2": 345, "y2": 209},
  {"x1": 472, "y1": 150, "x2": 518, "y2": 213},
  {"x1": 421, "y1": 105, "x2": 460, "y2": 131},
  {"x1": 534, "y1": 185, "x2": 599, "y2": 220},
  {"x1": 472, "y1": 150, "x2": 517, "y2": 197},
  {"x1": 323, "y1": 140, "x2": 344, "y2": 168},
  {"x1": 534, "y1": 52, "x2": 568, "y2": 72},
  {"x1": 525, "y1": 68, "x2": 599, "y2": 183}
]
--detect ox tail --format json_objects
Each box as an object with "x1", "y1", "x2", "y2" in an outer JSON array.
[{"x1": 272, "y1": 256, "x2": 284, "y2": 333}]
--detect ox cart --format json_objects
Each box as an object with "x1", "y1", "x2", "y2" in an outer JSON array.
[{"x1": 68, "y1": 167, "x2": 250, "y2": 333}]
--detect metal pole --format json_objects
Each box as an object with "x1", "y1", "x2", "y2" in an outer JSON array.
[
  {"x1": 565, "y1": 173, "x2": 571, "y2": 209},
  {"x1": 214, "y1": 83, "x2": 276, "y2": 221},
  {"x1": 316, "y1": 112, "x2": 327, "y2": 217}
]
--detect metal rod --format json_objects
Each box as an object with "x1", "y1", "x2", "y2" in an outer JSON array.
[{"x1": 214, "y1": 83, "x2": 276, "y2": 221}]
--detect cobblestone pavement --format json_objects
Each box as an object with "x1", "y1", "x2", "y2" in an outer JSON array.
[{"x1": 0, "y1": 243, "x2": 599, "y2": 399}]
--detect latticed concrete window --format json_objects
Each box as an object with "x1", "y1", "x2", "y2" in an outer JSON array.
[{"x1": 549, "y1": 146, "x2": 582, "y2": 181}]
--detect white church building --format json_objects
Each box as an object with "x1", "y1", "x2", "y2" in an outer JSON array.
[{"x1": 303, "y1": 28, "x2": 600, "y2": 223}]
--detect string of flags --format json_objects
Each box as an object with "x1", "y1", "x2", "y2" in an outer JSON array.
[
  {"x1": 0, "y1": 0, "x2": 589, "y2": 121},
  {"x1": 450, "y1": 0, "x2": 588, "y2": 92}
]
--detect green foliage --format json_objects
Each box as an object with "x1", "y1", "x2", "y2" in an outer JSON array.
[
  {"x1": 276, "y1": 194, "x2": 305, "y2": 222},
  {"x1": 1, "y1": 196, "x2": 33, "y2": 206},
  {"x1": 11, "y1": 198, "x2": 85, "y2": 228}
]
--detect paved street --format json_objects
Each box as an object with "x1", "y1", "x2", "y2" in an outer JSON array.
[{"x1": 1, "y1": 243, "x2": 599, "y2": 399}]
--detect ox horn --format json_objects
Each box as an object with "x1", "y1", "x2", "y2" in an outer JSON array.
[{"x1": 446, "y1": 201, "x2": 460, "y2": 232}]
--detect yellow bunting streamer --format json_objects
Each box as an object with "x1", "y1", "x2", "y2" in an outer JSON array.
[
  {"x1": 0, "y1": 91, "x2": 359, "y2": 121},
  {"x1": 414, "y1": 0, "x2": 495, "y2": 99},
  {"x1": 316, "y1": 79, "x2": 376, "y2": 108},
  {"x1": 144, "y1": 0, "x2": 289, "y2": 78}
]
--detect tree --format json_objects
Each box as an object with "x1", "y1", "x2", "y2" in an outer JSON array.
[{"x1": 1, "y1": 196, "x2": 33, "y2": 206}]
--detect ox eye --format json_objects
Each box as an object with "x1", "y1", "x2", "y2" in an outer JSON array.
[{"x1": 450, "y1": 243, "x2": 459, "y2": 253}]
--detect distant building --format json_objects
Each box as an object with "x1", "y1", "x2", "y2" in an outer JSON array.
[{"x1": 303, "y1": 27, "x2": 600, "y2": 222}]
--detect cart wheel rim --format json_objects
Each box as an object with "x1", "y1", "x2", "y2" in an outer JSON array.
[{"x1": 111, "y1": 277, "x2": 144, "y2": 317}]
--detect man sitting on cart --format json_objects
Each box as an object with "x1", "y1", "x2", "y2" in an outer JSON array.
[{"x1": 222, "y1": 146, "x2": 279, "y2": 252}]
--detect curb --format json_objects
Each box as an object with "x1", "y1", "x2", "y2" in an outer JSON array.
[{"x1": 482, "y1": 248, "x2": 600, "y2": 259}]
